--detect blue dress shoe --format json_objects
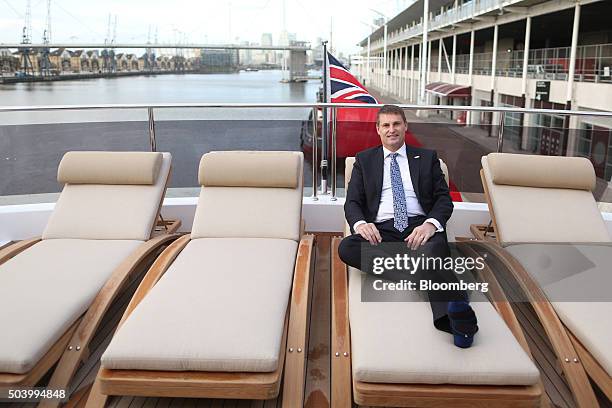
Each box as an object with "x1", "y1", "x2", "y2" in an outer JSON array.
[{"x1": 448, "y1": 300, "x2": 479, "y2": 348}]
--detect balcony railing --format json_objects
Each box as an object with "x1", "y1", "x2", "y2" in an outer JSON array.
[
  {"x1": 379, "y1": 44, "x2": 612, "y2": 84},
  {"x1": 2, "y1": 103, "x2": 612, "y2": 205}
]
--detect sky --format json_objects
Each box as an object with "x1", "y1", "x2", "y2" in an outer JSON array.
[{"x1": 0, "y1": 0, "x2": 413, "y2": 56}]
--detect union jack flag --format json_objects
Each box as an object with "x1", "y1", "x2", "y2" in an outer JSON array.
[{"x1": 327, "y1": 52, "x2": 377, "y2": 104}]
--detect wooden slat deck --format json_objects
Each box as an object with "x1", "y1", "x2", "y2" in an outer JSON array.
[{"x1": 4, "y1": 233, "x2": 611, "y2": 407}]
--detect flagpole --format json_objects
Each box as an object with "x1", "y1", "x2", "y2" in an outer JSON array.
[{"x1": 321, "y1": 41, "x2": 329, "y2": 195}]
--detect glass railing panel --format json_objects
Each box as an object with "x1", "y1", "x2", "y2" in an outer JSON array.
[
  {"x1": 332, "y1": 106, "x2": 496, "y2": 202},
  {"x1": 152, "y1": 107, "x2": 316, "y2": 196},
  {"x1": 0, "y1": 108, "x2": 150, "y2": 205},
  {"x1": 499, "y1": 111, "x2": 612, "y2": 205}
]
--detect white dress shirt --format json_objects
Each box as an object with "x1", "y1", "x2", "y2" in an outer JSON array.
[{"x1": 353, "y1": 144, "x2": 444, "y2": 233}]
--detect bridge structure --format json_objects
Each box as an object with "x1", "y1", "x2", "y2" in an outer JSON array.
[{"x1": 0, "y1": 42, "x2": 311, "y2": 81}]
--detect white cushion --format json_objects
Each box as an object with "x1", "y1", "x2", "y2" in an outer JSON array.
[
  {"x1": 43, "y1": 153, "x2": 171, "y2": 241},
  {"x1": 482, "y1": 155, "x2": 610, "y2": 245},
  {"x1": 191, "y1": 151, "x2": 303, "y2": 242},
  {"x1": 348, "y1": 267, "x2": 540, "y2": 386},
  {"x1": 0, "y1": 239, "x2": 142, "y2": 374},
  {"x1": 191, "y1": 187, "x2": 303, "y2": 241},
  {"x1": 101, "y1": 238, "x2": 297, "y2": 372},
  {"x1": 552, "y1": 302, "x2": 612, "y2": 377},
  {"x1": 505, "y1": 243, "x2": 612, "y2": 376}
]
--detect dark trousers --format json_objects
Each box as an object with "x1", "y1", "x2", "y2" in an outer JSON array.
[{"x1": 338, "y1": 216, "x2": 466, "y2": 334}]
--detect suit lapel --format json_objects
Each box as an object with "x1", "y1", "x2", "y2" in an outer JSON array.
[
  {"x1": 373, "y1": 146, "x2": 384, "y2": 206},
  {"x1": 406, "y1": 148, "x2": 421, "y2": 199}
]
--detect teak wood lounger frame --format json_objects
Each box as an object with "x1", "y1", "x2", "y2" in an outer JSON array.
[
  {"x1": 330, "y1": 236, "x2": 545, "y2": 408},
  {"x1": 469, "y1": 168, "x2": 610, "y2": 407},
  {"x1": 0, "y1": 167, "x2": 181, "y2": 408},
  {"x1": 85, "y1": 232, "x2": 315, "y2": 408}
]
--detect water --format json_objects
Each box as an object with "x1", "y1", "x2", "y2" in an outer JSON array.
[
  {"x1": 0, "y1": 70, "x2": 321, "y2": 123},
  {"x1": 0, "y1": 70, "x2": 323, "y2": 198}
]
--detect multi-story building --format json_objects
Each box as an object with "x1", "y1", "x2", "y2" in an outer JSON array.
[
  {"x1": 357, "y1": 0, "x2": 612, "y2": 182},
  {"x1": 0, "y1": 49, "x2": 19, "y2": 74},
  {"x1": 69, "y1": 50, "x2": 84, "y2": 73},
  {"x1": 261, "y1": 33, "x2": 275, "y2": 64},
  {"x1": 238, "y1": 41, "x2": 253, "y2": 65},
  {"x1": 86, "y1": 50, "x2": 100, "y2": 72},
  {"x1": 49, "y1": 48, "x2": 71, "y2": 72},
  {"x1": 311, "y1": 37, "x2": 324, "y2": 66},
  {"x1": 200, "y1": 49, "x2": 239, "y2": 73}
]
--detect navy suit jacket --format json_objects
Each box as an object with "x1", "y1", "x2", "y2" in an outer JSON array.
[{"x1": 345, "y1": 144, "x2": 453, "y2": 234}]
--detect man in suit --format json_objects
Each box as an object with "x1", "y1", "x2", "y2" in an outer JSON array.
[{"x1": 338, "y1": 104, "x2": 478, "y2": 348}]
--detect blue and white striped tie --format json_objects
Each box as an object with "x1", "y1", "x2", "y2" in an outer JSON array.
[{"x1": 390, "y1": 153, "x2": 409, "y2": 232}]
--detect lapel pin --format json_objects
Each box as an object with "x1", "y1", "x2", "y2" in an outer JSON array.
[{"x1": 414, "y1": 155, "x2": 420, "y2": 159}]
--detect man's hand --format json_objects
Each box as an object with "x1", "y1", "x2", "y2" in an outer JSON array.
[
  {"x1": 355, "y1": 223, "x2": 382, "y2": 245},
  {"x1": 405, "y1": 222, "x2": 436, "y2": 250}
]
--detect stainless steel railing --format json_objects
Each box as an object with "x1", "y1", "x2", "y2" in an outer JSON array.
[{"x1": 2, "y1": 102, "x2": 612, "y2": 199}]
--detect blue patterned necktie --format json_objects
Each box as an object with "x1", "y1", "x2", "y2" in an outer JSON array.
[{"x1": 390, "y1": 153, "x2": 409, "y2": 232}]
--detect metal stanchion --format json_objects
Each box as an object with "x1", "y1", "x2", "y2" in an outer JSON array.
[
  {"x1": 311, "y1": 108, "x2": 319, "y2": 201},
  {"x1": 147, "y1": 107, "x2": 157, "y2": 152},
  {"x1": 330, "y1": 106, "x2": 338, "y2": 201},
  {"x1": 496, "y1": 111, "x2": 506, "y2": 153}
]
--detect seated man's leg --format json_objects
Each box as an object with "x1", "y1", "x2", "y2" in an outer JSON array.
[
  {"x1": 417, "y1": 232, "x2": 467, "y2": 333},
  {"x1": 338, "y1": 221, "x2": 403, "y2": 274},
  {"x1": 338, "y1": 233, "x2": 367, "y2": 270}
]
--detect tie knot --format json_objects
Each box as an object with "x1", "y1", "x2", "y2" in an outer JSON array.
[{"x1": 390, "y1": 152, "x2": 399, "y2": 159}]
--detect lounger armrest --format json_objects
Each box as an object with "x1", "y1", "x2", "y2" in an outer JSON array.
[
  {"x1": 282, "y1": 234, "x2": 315, "y2": 407},
  {"x1": 459, "y1": 240, "x2": 597, "y2": 407},
  {"x1": 330, "y1": 237, "x2": 352, "y2": 408},
  {"x1": 0, "y1": 237, "x2": 41, "y2": 266}
]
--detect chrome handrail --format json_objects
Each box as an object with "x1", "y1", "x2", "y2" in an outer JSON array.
[
  {"x1": 311, "y1": 108, "x2": 319, "y2": 201},
  {"x1": 330, "y1": 106, "x2": 338, "y2": 201},
  {"x1": 1, "y1": 103, "x2": 612, "y2": 117}
]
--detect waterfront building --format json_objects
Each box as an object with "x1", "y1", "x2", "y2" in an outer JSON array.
[
  {"x1": 70, "y1": 50, "x2": 84, "y2": 73},
  {"x1": 157, "y1": 55, "x2": 170, "y2": 70},
  {"x1": 86, "y1": 50, "x2": 100, "y2": 72},
  {"x1": 49, "y1": 48, "x2": 71, "y2": 72},
  {"x1": 126, "y1": 54, "x2": 138, "y2": 71},
  {"x1": 200, "y1": 49, "x2": 239, "y2": 73},
  {"x1": 115, "y1": 53, "x2": 128, "y2": 71},
  {"x1": 138, "y1": 54, "x2": 148, "y2": 71},
  {"x1": 0, "y1": 49, "x2": 19, "y2": 74},
  {"x1": 357, "y1": 0, "x2": 612, "y2": 182}
]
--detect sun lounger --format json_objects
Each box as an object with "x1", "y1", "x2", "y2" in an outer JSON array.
[
  {"x1": 0, "y1": 151, "x2": 179, "y2": 401},
  {"x1": 471, "y1": 152, "x2": 612, "y2": 406},
  {"x1": 330, "y1": 156, "x2": 543, "y2": 407},
  {"x1": 86, "y1": 151, "x2": 314, "y2": 407}
]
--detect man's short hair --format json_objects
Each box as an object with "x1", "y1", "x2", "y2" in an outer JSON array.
[{"x1": 376, "y1": 104, "x2": 407, "y2": 125}]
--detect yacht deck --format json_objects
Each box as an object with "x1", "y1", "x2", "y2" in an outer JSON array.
[{"x1": 4, "y1": 233, "x2": 611, "y2": 408}]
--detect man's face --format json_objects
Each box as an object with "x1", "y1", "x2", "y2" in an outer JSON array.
[{"x1": 376, "y1": 113, "x2": 407, "y2": 151}]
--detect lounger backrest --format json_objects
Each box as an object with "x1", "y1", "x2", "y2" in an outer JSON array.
[
  {"x1": 481, "y1": 153, "x2": 611, "y2": 245},
  {"x1": 191, "y1": 151, "x2": 303, "y2": 241},
  {"x1": 43, "y1": 151, "x2": 171, "y2": 241},
  {"x1": 344, "y1": 156, "x2": 449, "y2": 236}
]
